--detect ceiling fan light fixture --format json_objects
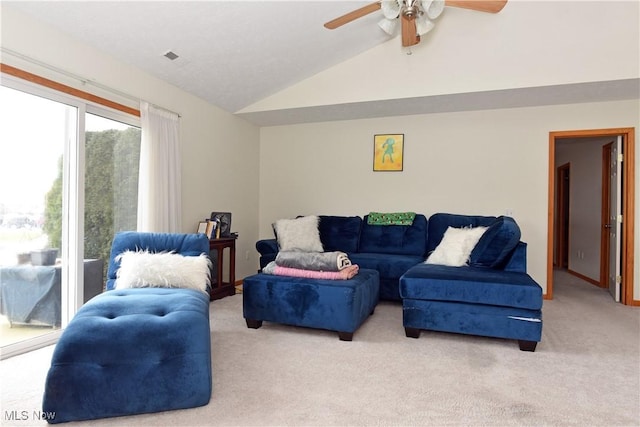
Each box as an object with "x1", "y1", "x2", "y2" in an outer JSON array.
[
  {"x1": 381, "y1": 0, "x2": 401, "y2": 19},
  {"x1": 415, "y1": 16, "x2": 435, "y2": 35},
  {"x1": 422, "y1": 0, "x2": 445, "y2": 20},
  {"x1": 378, "y1": 18, "x2": 398, "y2": 35},
  {"x1": 403, "y1": 6, "x2": 420, "y2": 20}
]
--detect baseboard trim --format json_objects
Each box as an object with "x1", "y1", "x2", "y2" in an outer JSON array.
[{"x1": 567, "y1": 269, "x2": 601, "y2": 287}]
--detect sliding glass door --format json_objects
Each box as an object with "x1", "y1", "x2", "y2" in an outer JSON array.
[
  {"x1": 0, "y1": 85, "x2": 74, "y2": 352},
  {"x1": 83, "y1": 113, "x2": 141, "y2": 298},
  {"x1": 0, "y1": 79, "x2": 140, "y2": 359}
]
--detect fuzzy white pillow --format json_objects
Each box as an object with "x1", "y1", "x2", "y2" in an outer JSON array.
[
  {"x1": 425, "y1": 226, "x2": 488, "y2": 267},
  {"x1": 273, "y1": 215, "x2": 323, "y2": 252},
  {"x1": 114, "y1": 250, "x2": 211, "y2": 294}
]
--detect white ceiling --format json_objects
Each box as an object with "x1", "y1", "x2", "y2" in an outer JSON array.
[
  {"x1": 5, "y1": 1, "x2": 389, "y2": 111},
  {"x1": 5, "y1": 1, "x2": 639, "y2": 126}
]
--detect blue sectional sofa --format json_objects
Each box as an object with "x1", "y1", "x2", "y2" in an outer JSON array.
[
  {"x1": 258, "y1": 214, "x2": 429, "y2": 301},
  {"x1": 256, "y1": 213, "x2": 531, "y2": 301},
  {"x1": 255, "y1": 213, "x2": 543, "y2": 351}
]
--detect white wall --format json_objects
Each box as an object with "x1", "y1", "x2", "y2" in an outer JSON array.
[
  {"x1": 259, "y1": 100, "x2": 640, "y2": 297},
  {"x1": 1, "y1": 6, "x2": 261, "y2": 279}
]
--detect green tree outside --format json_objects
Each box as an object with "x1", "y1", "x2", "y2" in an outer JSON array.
[{"x1": 44, "y1": 127, "x2": 141, "y2": 278}]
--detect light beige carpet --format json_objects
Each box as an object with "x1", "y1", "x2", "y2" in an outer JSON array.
[{"x1": 1, "y1": 270, "x2": 639, "y2": 426}]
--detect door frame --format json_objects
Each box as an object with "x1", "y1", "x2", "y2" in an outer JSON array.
[{"x1": 547, "y1": 128, "x2": 636, "y2": 305}]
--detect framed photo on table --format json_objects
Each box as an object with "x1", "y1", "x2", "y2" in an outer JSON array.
[
  {"x1": 373, "y1": 134, "x2": 404, "y2": 171},
  {"x1": 210, "y1": 212, "x2": 232, "y2": 237},
  {"x1": 197, "y1": 221, "x2": 208, "y2": 234},
  {"x1": 205, "y1": 220, "x2": 217, "y2": 239}
]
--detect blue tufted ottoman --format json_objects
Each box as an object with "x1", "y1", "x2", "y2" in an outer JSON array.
[
  {"x1": 242, "y1": 268, "x2": 379, "y2": 341},
  {"x1": 42, "y1": 288, "x2": 212, "y2": 423}
]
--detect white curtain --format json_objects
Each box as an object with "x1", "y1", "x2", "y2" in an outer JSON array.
[{"x1": 137, "y1": 101, "x2": 182, "y2": 232}]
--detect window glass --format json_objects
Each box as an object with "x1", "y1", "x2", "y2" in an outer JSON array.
[
  {"x1": 84, "y1": 113, "x2": 141, "y2": 282},
  {"x1": 0, "y1": 85, "x2": 71, "y2": 346},
  {"x1": 0, "y1": 83, "x2": 140, "y2": 357}
]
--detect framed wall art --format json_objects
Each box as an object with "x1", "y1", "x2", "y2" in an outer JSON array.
[{"x1": 373, "y1": 134, "x2": 404, "y2": 171}]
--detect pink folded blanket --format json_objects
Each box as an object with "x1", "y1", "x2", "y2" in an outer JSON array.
[{"x1": 272, "y1": 264, "x2": 359, "y2": 280}]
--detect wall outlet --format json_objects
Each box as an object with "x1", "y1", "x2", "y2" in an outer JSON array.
[
  {"x1": 245, "y1": 250, "x2": 250, "y2": 261},
  {"x1": 505, "y1": 209, "x2": 514, "y2": 216}
]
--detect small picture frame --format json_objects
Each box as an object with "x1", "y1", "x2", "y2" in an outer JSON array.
[
  {"x1": 210, "y1": 212, "x2": 232, "y2": 237},
  {"x1": 373, "y1": 134, "x2": 404, "y2": 171},
  {"x1": 205, "y1": 220, "x2": 217, "y2": 239},
  {"x1": 197, "y1": 221, "x2": 208, "y2": 234}
]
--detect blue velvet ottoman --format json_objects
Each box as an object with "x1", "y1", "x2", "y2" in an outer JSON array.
[
  {"x1": 42, "y1": 288, "x2": 212, "y2": 423},
  {"x1": 242, "y1": 269, "x2": 379, "y2": 341}
]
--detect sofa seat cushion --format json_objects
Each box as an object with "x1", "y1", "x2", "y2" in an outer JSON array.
[
  {"x1": 42, "y1": 288, "x2": 212, "y2": 423},
  {"x1": 349, "y1": 252, "x2": 424, "y2": 280},
  {"x1": 400, "y1": 264, "x2": 542, "y2": 310},
  {"x1": 359, "y1": 214, "x2": 427, "y2": 256}
]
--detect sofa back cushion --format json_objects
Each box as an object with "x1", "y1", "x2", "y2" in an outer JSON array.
[
  {"x1": 318, "y1": 215, "x2": 362, "y2": 253},
  {"x1": 426, "y1": 213, "x2": 497, "y2": 254},
  {"x1": 469, "y1": 216, "x2": 521, "y2": 268},
  {"x1": 106, "y1": 231, "x2": 210, "y2": 290},
  {"x1": 359, "y1": 214, "x2": 427, "y2": 256},
  {"x1": 426, "y1": 213, "x2": 522, "y2": 269}
]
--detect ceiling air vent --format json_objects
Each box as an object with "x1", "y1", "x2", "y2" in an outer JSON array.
[{"x1": 163, "y1": 50, "x2": 179, "y2": 61}]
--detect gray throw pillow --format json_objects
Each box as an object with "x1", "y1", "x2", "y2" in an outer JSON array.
[{"x1": 273, "y1": 215, "x2": 323, "y2": 252}]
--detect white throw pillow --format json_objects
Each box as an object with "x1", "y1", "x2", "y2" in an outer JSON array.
[
  {"x1": 114, "y1": 250, "x2": 211, "y2": 294},
  {"x1": 425, "y1": 226, "x2": 488, "y2": 267},
  {"x1": 273, "y1": 215, "x2": 323, "y2": 252}
]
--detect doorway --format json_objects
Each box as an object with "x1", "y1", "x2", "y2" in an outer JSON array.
[{"x1": 547, "y1": 128, "x2": 636, "y2": 305}]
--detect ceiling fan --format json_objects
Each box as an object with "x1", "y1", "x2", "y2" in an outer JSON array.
[{"x1": 324, "y1": 0, "x2": 508, "y2": 47}]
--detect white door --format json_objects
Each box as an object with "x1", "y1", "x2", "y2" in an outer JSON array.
[{"x1": 608, "y1": 136, "x2": 622, "y2": 302}]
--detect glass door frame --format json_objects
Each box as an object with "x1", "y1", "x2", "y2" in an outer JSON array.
[{"x1": 0, "y1": 74, "x2": 140, "y2": 359}]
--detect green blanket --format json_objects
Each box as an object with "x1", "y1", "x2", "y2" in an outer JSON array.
[{"x1": 367, "y1": 212, "x2": 416, "y2": 226}]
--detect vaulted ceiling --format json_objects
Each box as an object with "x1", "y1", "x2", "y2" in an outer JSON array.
[
  {"x1": 5, "y1": 2, "x2": 388, "y2": 111},
  {"x1": 4, "y1": 1, "x2": 639, "y2": 126}
]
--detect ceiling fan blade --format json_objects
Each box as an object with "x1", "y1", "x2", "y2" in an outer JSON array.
[
  {"x1": 401, "y1": 16, "x2": 420, "y2": 47},
  {"x1": 324, "y1": 2, "x2": 382, "y2": 29},
  {"x1": 444, "y1": 0, "x2": 508, "y2": 13}
]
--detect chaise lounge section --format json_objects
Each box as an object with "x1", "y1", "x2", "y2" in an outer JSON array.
[
  {"x1": 42, "y1": 232, "x2": 213, "y2": 423},
  {"x1": 399, "y1": 213, "x2": 542, "y2": 351}
]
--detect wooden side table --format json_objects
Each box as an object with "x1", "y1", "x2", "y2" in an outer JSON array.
[{"x1": 208, "y1": 235, "x2": 237, "y2": 300}]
